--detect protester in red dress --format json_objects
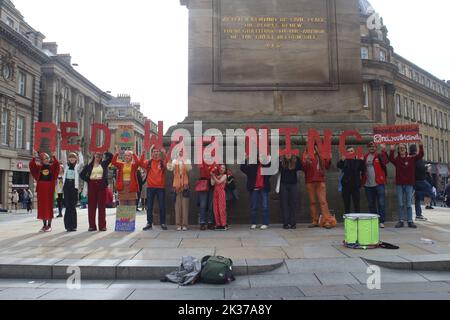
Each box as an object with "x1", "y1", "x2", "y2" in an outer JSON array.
[
  {"x1": 211, "y1": 164, "x2": 228, "y2": 231},
  {"x1": 29, "y1": 150, "x2": 60, "y2": 232}
]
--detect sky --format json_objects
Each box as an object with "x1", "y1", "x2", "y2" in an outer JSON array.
[{"x1": 11, "y1": 0, "x2": 450, "y2": 129}]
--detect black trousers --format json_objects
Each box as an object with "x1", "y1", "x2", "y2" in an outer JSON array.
[
  {"x1": 280, "y1": 183, "x2": 298, "y2": 226},
  {"x1": 342, "y1": 186, "x2": 361, "y2": 214},
  {"x1": 63, "y1": 181, "x2": 78, "y2": 230},
  {"x1": 57, "y1": 193, "x2": 64, "y2": 215}
]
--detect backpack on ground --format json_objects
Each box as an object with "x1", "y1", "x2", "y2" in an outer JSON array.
[{"x1": 200, "y1": 256, "x2": 235, "y2": 284}]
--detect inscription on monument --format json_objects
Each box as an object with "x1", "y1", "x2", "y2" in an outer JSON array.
[{"x1": 213, "y1": 0, "x2": 339, "y2": 91}]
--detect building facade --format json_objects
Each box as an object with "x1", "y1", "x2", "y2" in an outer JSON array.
[
  {"x1": 0, "y1": 0, "x2": 48, "y2": 210},
  {"x1": 40, "y1": 43, "x2": 111, "y2": 159},
  {"x1": 359, "y1": 0, "x2": 450, "y2": 190},
  {"x1": 105, "y1": 94, "x2": 156, "y2": 156}
]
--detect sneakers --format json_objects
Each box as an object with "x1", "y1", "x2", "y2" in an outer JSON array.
[
  {"x1": 161, "y1": 224, "x2": 168, "y2": 231},
  {"x1": 283, "y1": 224, "x2": 290, "y2": 230},
  {"x1": 200, "y1": 224, "x2": 207, "y2": 231},
  {"x1": 39, "y1": 227, "x2": 46, "y2": 233},
  {"x1": 291, "y1": 225, "x2": 297, "y2": 230},
  {"x1": 142, "y1": 224, "x2": 153, "y2": 231},
  {"x1": 425, "y1": 206, "x2": 434, "y2": 210},
  {"x1": 44, "y1": 226, "x2": 52, "y2": 232},
  {"x1": 379, "y1": 223, "x2": 385, "y2": 229},
  {"x1": 260, "y1": 225, "x2": 269, "y2": 230},
  {"x1": 416, "y1": 216, "x2": 428, "y2": 221},
  {"x1": 207, "y1": 224, "x2": 215, "y2": 230},
  {"x1": 176, "y1": 226, "x2": 182, "y2": 231},
  {"x1": 250, "y1": 225, "x2": 257, "y2": 230},
  {"x1": 395, "y1": 221, "x2": 405, "y2": 228},
  {"x1": 408, "y1": 222, "x2": 417, "y2": 229},
  {"x1": 215, "y1": 226, "x2": 226, "y2": 231},
  {"x1": 182, "y1": 226, "x2": 188, "y2": 231}
]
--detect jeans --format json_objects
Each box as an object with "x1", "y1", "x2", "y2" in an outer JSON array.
[
  {"x1": 250, "y1": 190, "x2": 269, "y2": 225},
  {"x1": 198, "y1": 190, "x2": 214, "y2": 225},
  {"x1": 146, "y1": 188, "x2": 166, "y2": 225},
  {"x1": 414, "y1": 180, "x2": 433, "y2": 217},
  {"x1": 396, "y1": 185, "x2": 414, "y2": 222},
  {"x1": 365, "y1": 185, "x2": 386, "y2": 223}
]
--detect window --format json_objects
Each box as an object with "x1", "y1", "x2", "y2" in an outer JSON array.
[
  {"x1": 441, "y1": 140, "x2": 445, "y2": 163},
  {"x1": 423, "y1": 105, "x2": 427, "y2": 124},
  {"x1": 55, "y1": 107, "x2": 59, "y2": 125},
  {"x1": 380, "y1": 87, "x2": 385, "y2": 110},
  {"x1": 417, "y1": 103, "x2": 421, "y2": 122},
  {"x1": 408, "y1": 68, "x2": 413, "y2": 78},
  {"x1": 401, "y1": 65, "x2": 406, "y2": 75},
  {"x1": 437, "y1": 139, "x2": 440, "y2": 162},
  {"x1": 427, "y1": 79, "x2": 431, "y2": 88},
  {"x1": 428, "y1": 107, "x2": 432, "y2": 125},
  {"x1": 361, "y1": 47, "x2": 369, "y2": 60},
  {"x1": 434, "y1": 110, "x2": 438, "y2": 127},
  {"x1": 410, "y1": 100, "x2": 415, "y2": 120},
  {"x1": 6, "y1": 17, "x2": 14, "y2": 28},
  {"x1": 433, "y1": 82, "x2": 436, "y2": 91},
  {"x1": 395, "y1": 94, "x2": 401, "y2": 115},
  {"x1": 403, "y1": 98, "x2": 409, "y2": 118},
  {"x1": 363, "y1": 84, "x2": 369, "y2": 108},
  {"x1": 446, "y1": 141, "x2": 449, "y2": 163},
  {"x1": 429, "y1": 139, "x2": 434, "y2": 162},
  {"x1": 445, "y1": 113, "x2": 448, "y2": 131},
  {"x1": 439, "y1": 112, "x2": 443, "y2": 129},
  {"x1": 414, "y1": 72, "x2": 419, "y2": 82},
  {"x1": 1, "y1": 109, "x2": 8, "y2": 146},
  {"x1": 448, "y1": 115, "x2": 450, "y2": 131},
  {"x1": 424, "y1": 136, "x2": 429, "y2": 160},
  {"x1": 18, "y1": 71, "x2": 26, "y2": 96},
  {"x1": 379, "y1": 50, "x2": 386, "y2": 62},
  {"x1": 420, "y1": 76, "x2": 425, "y2": 85},
  {"x1": 16, "y1": 116, "x2": 24, "y2": 149}
]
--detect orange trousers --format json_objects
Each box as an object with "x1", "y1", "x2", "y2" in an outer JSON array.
[{"x1": 306, "y1": 182, "x2": 332, "y2": 225}]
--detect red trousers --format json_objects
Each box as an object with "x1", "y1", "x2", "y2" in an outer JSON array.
[
  {"x1": 37, "y1": 181, "x2": 54, "y2": 221},
  {"x1": 88, "y1": 180, "x2": 107, "y2": 230}
]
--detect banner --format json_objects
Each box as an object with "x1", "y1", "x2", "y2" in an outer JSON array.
[
  {"x1": 115, "y1": 205, "x2": 136, "y2": 232},
  {"x1": 117, "y1": 125, "x2": 135, "y2": 149},
  {"x1": 373, "y1": 124, "x2": 420, "y2": 145}
]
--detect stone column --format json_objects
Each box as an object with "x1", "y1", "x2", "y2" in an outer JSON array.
[{"x1": 385, "y1": 84, "x2": 396, "y2": 125}]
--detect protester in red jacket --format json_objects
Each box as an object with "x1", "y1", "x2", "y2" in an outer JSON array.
[
  {"x1": 301, "y1": 146, "x2": 335, "y2": 229},
  {"x1": 29, "y1": 150, "x2": 60, "y2": 232},
  {"x1": 389, "y1": 142, "x2": 424, "y2": 229}
]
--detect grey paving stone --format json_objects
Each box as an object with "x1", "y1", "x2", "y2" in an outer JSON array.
[
  {"x1": 109, "y1": 280, "x2": 180, "y2": 289},
  {"x1": 248, "y1": 273, "x2": 320, "y2": 287},
  {"x1": 127, "y1": 288, "x2": 224, "y2": 300},
  {"x1": 182, "y1": 276, "x2": 251, "y2": 289},
  {"x1": 298, "y1": 284, "x2": 361, "y2": 297},
  {"x1": 116, "y1": 259, "x2": 179, "y2": 280},
  {"x1": 39, "y1": 288, "x2": 135, "y2": 300},
  {"x1": 286, "y1": 296, "x2": 349, "y2": 300},
  {"x1": 0, "y1": 279, "x2": 47, "y2": 288},
  {"x1": 285, "y1": 258, "x2": 368, "y2": 273},
  {"x1": 225, "y1": 286, "x2": 304, "y2": 299},
  {"x1": 39, "y1": 280, "x2": 114, "y2": 289},
  {"x1": 52, "y1": 259, "x2": 123, "y2": 280},
  {"x1": 314, "y1": 272, "x2": 361, "y2": 285},
  {"x1": 351, "y1": 271, "x2": 429, "y2": 284},
  {"x1": 246, "y1": 259, "x2": 284, "y2": 275},
  {"x1": 350, "y1": 281, "x2": 450, "y2": 295},
  {"x1": 0, "y1": 288, "x2": 54, "y2": 300},
  {"x1": 415, "y1": 272, "x2": 450, "y2": 282},
  {"x1": 348, "y1": 292, "x2": 450, "y2": 300}
]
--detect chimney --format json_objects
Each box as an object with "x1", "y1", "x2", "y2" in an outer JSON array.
[
  {"x1": 57, "y1": 54, "x2": 72, "y2": 66},
  {"x1": 42, "y1": 42, "x2": 58, "y2": 55}
]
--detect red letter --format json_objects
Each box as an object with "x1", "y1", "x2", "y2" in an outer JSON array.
[
  {"x1": 339, "y1": 130, "x2": 364, "y2": 159},
  {"x1": 89, "y1": 123, "x2": 111, "y2": 153},
  {"x1": 144, "y1": 121, "x2": 164, "y2": 152},
  {"x1": 34, "y1": 122, "x2": 57, "y2": 152},
  {"x1": 307, "y1": 129, "x2": 332, "y2": 160},
  {"x1": 279, "y1": 128, "x2": 299, "y2": 156},
  {"x1": 61, "y1": 122, "x2": 80, "y2": 152}
]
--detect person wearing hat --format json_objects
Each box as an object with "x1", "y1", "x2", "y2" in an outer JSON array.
[
  {"x1": 61, "y1": 150, "x2": 84, "y2": 232},
  {"x1": 409, "y1": 144, "x2": 431, "y2": 221},
  {"x1": 29, "y1": 150, "x2": 60, "y2": 232},
  {"x1": 363, "y1": 142, "x2": 389, "y2": 228}
]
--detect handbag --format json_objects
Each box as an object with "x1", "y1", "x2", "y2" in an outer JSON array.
[{"x1": 195, "y1": 180, "x2": 210, "y2": 192}]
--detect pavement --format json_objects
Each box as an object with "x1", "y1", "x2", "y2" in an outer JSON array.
[{"x1": 0, "y1": 206, "x2": 449, "y2": 281}]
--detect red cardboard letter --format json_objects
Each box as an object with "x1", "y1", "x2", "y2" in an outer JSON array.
[
  {"x1": 307, "y1": 129, "x2": 332, "y2": 160},
  {"x1": 279, "y1": 128, "x2": 299, "y2": 156},
  {"x1": 339, "y1": 130, "x2": 364, "y2": 159},
  {"x1": 34, "y1": 122, "x2": 57, "y2": 152},
  {"x1": 61, "y1": 122, "x2": 80, "y2": 151},
  {"x1": 144, "y1": 121, "x2": 164, "y2": 152},
  {"x1": 89, "y1": 123, "x2": 111, "y2": 153}
]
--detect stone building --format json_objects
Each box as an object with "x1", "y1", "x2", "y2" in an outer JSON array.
[
  {"x1": 0, "y1": 0, "x2": 48, "y2": 210},
  {"x1": 105, "y1": 94, "x2": 157, "y2": 156},
  {"x1": 40, "y1": 43, "x2": 111, "y2": 159}
]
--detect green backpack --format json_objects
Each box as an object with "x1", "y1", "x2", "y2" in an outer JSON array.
[{"x1": 200, "y1": 256, "x2": 235, "y2": 284}]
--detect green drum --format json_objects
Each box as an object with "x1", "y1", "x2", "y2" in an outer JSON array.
[{"x1": 344, "y1": 214, "x2": 380, "y2": 246}]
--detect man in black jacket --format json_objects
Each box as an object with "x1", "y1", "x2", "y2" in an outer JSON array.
[
  {"x1": 337, "y1": 147, "x2": 365, "y2": 214},
  {"x1": 410, "y1": 144, "x2": 431, "y2": 221},
  {"x1": 240, "y1": 155, "x2": 272, "y2": 230}
]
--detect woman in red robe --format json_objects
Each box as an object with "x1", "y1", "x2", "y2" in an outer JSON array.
[{"x1": 29, "y1": 150, "x2": 60, "y2": 232}]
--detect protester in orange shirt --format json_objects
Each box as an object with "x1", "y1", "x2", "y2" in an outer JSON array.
[{"x1": 139, "y1": 146, "x2": 169, "y2": 231}]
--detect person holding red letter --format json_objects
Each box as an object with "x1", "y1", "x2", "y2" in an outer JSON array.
[
  {"x1": 80, "y1": 151, "x2": 113, "y2": 231},
  {"x1": 211, "y1": 164, "x2": 228, "y2": 231},
  {"x1": 29, "y1": 150, "x2": 60, "y2": 232},
  {"x1": 112, "y1": 146, "x2": 140, "y2": 206},
  {"x1": 302, "y1": 145, "x2": 336, "y2": 229}
]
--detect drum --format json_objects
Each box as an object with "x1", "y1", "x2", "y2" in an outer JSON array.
[{"x1": 343, "y1": 214, "x2": 379, "y2": 246}]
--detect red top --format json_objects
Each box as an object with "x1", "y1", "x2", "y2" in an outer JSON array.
[
  {"x1": 389, "y1": 145, "x2": 424, "y2": 185},
  {"x1": 362, "y1": 151, "x2": 389, "y2": 186},
  {"x1": 199, "y1": 162, "x2": 212, "y2": 180},
  {"x1": 139, "y1": 154, "x2": 166, "y2": 188},
  {"x1": 112, "y1": 153, "x2": 140, "y2": 192},
  {"x1": 29, "y1": 156, "x2": 60, "y2": 192},
  {"x1": 254, "y1": 165, "x2": 264, "y2": 189},
  {"x1": 301, "y1": 154, "x2": 330, "y2": 184}
]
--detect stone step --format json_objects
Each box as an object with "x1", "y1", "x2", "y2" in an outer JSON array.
[{"x1": 363, "y1": 254, "x2": 450, "y2": 271}]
